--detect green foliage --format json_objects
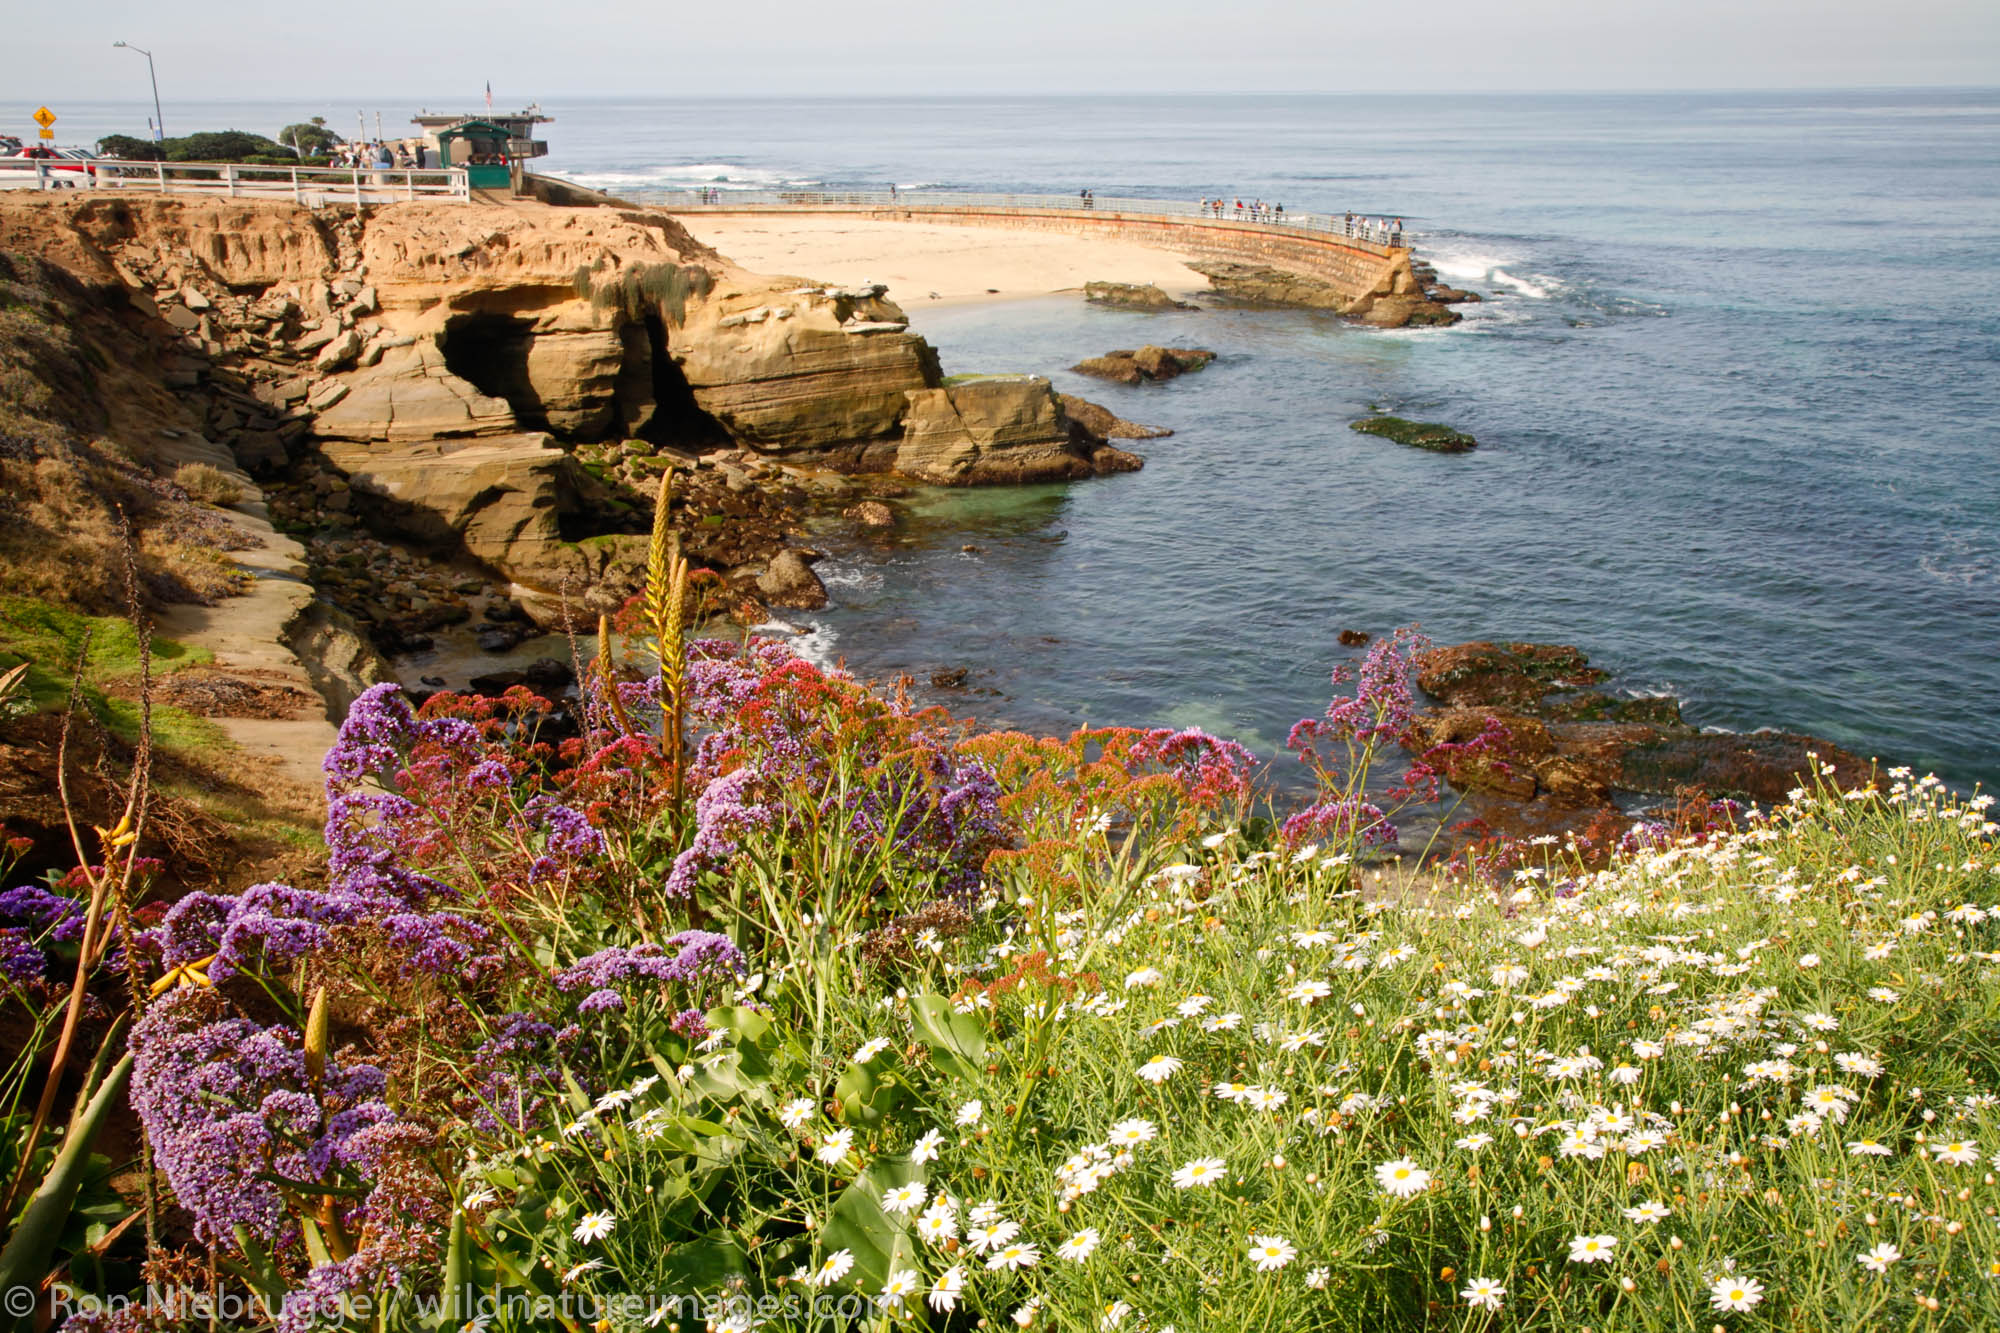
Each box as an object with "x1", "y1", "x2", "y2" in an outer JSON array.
[
  {"x1": 93, "y1": 134, "x2": 162, "y2": 161},
  {"x1": 0, "y1": 595, "x2": 223, "y2": 752},
  {"x1": 277, "y1": 121, "x2": 338, "y2": 156},
  {"x1": 162, "y1": 130, "x2": 291, "y2": 164},
  {"x1": 577, "y1": 259, "x2": 715, "y2": 325}
]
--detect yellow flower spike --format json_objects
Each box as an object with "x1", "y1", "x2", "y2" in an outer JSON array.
[{"x1": 148, "y1": 952, "x2": 218, "y2": 996}]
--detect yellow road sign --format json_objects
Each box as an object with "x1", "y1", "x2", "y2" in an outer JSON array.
[
  {"x1": 39, "y1": 129, "x2": 55, "y2": 140},
  {"x1": 32, "y1": 106, "x2": 56, "y2": 128}
]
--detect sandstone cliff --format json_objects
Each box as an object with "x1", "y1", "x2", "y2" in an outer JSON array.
[{"x1": 2, "y1": 193, "x2": 1143, "y2": 635}]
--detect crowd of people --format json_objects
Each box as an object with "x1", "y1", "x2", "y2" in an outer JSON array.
[
  {"x1": 327, "y1": 140, "x2": 440, "y2": 171},
  {"x1": 1186, "y1": 197, "x2": 1406, "y2": 244},
  {"x1": 1200, "y1": 196, "x2": 1289, "y2": 222}
]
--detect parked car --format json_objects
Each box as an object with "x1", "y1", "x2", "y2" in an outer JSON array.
[{"x1": 3, "y1": 146, "x2": 99, "y2": 186}]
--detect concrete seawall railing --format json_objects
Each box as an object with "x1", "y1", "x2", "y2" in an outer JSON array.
[
  {"x1": 0, "y1": 157, "x2": 471, "y2": 205},
  {"x1": 638, "y1": 189, "x2": 1423, "y2": 309}
]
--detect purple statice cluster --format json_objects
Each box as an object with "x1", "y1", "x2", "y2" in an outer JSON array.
[
  {"x1": 470, "y1": 1010, "x2": 565, "y2": 1131},
  {"x1": 517, "y1": 795, "x2": 608, "y2": 885},
  {"x1": 1124, "y1": 727, "x2": 1259, "y2": 807},
  {"x1": 129, "y1": 988, "x2": 396, "y2": 1249},
  {"x1": 274, "y1": 1120, "x2": 446, "y2": 1333},
  {"x1": 1280, "y1": 798, "x2": 1399, "y2": 850},
  {"x1": 1288, "y1": 628, "x2": 1430, "y2": 767},
  {"x1": 0, "y1": 883, "x2": 86, "y2": 986},
  {"x1": 665, "y1": 767, "x2": 772, "y2": 897},
  {"x1": 667, "y1": 638, "x2": 1010, "y2": 903},
  {"x1": 144, "y1": 685, "x2": 529, "y2": 984},
  {"x1": 551, "y1": 931, "x2": 745, "y2": 998}
]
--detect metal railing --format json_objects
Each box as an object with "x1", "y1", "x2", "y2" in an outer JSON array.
[
  {"x1": 0, "y1": 157, "x2": 471, "y2": 205},
  {"x1": 631, "y1": 187, "x2": 1411, "y2": 247}
]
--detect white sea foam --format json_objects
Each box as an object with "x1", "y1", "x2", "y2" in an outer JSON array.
[
  {"x1": 783, "y1": 621, "x2": 842, "y2": 674},
  {"x1": 816, "y1": 562, "x2": 884, "y2": 594},
  {"x1": 554, "y1": 162, "x2": 820, "y2": 191},
  {"x1": 1489, "y1": 269, "x2": 1552, "y2": 299},
  {"x1": 1425, "y1": 249, "x2": 1515, "y2": 282}
]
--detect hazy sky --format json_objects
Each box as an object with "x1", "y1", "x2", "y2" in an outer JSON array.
[{"x1": 20, "y1": 0, "x2": 2000, "y2": 103}]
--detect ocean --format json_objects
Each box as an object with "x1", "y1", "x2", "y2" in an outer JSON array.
[{"x1": 35, "y1": 92, "x2": 2000, "y2": 788}]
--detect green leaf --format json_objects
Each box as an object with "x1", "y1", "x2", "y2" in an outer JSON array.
[
  {"x1": 817, "y1": 1155, "x2": 925, "y2": 1296},
  {"x1": 659, "y1": 1228, "x2": 749, "y2": 1291},
  {"x1": 835, "y1": 1059, "x2": 906, "y2": 1126},
  {"x1": 909, "y1": 994, "x2": 987, "y2": 1082},
  {"x1": 0, "y1": 1050, "x2": 133, "y2": 1316}
]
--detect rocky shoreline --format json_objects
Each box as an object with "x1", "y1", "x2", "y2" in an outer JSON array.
[
  {"x1": 2, "y1": 195, "x2": 1166, "y2": 665},
  {"x1": 0, "y1": 193, "x2": 1881, "y2": 844},
  {"x1": 1404, "y1": 640, "x2": 1872, "y2": 847}
]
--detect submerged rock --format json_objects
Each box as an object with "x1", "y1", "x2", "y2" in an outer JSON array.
[
  {"x1": 1350, "y1": 416, "x2": 1477, "y2": 453},
  {"x1": 1193, "y1": 261, "x2": 1460, "y2": 328},
  {"x1": 1071, "y1": 346, "x2": 1215, "y2": 386}
]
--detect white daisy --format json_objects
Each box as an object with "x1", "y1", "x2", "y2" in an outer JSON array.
[
  {"x1": 1375, "y1": 1158, "x2": 1431, "y2": 1199},
  {"x1": 1709, "y1": 1274, "x2": 1765, "y2": 1312},
  {"x1": 1057, "y1": 1228, "x2": 1101, "y2": 1262},
  {"x1": 571, "y1": 1211, "x2": 616, "y2": 1243},
  {"x1": 1246, "y1": 1234, "x2": 1297, "y2": 1272},
  {"x1": 1568, "y1": 1234, "x2": 1618, "y2": 1264},
  {"x1": 1171, "y1": 1157, "x2": 1227, "y2": 1188}
]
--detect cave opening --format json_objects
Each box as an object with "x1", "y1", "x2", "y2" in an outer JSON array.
[
  {"x1": 440, "y1": 314, "x2": 546, "y2": 430},
  {"x1": 636, "y1": 313, "x2": 730, "y2": 451}
]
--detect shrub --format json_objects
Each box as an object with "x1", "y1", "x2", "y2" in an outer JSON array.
[{"x1": 171, "y1": 462, "x2": 243, "y2": 507}]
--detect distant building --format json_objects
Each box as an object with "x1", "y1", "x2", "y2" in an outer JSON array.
[{"x1": 410, "y1": 106, "x2": 551, "y2": 188}]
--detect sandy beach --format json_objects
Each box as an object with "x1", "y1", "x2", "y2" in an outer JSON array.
[{"x1": 677, "y1": 214, "x2": 1209, "y2": 307}]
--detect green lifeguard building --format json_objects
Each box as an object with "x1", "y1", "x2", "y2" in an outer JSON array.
[{"x1": 411, "y1": 106, "x2": 551, "y2": 191}]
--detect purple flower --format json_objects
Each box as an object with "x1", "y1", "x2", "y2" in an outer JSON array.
[
  {"x1": 551, "y1": 932, "x2": 745, "y2": 996},
  {"x1": 130, "y1": 990, "x2": 395, "y2": 1250},
  {"x1": 0, "y1": 884, "x2": 86, "y2": 940},
  {"x1": 1281, "y1": 799, "x2": 1399, "y2": 849}
]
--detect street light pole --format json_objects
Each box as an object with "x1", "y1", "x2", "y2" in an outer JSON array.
[{"x1": 112, "y1": 42, "x2": 165, "y2": 141}]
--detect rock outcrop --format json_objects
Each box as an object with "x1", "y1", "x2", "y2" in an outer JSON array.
[
  {"x1": 1350, "y1": 416, "x2": 1478, "y2": 453},
  {"x1": 312, "y1": 340, "x2": 518, "y2": 443},
  {"x1": 1071, "y1": 346, "x2": 1215, "y2": 386},
  {"x1": 672, "y1": 283, "x2": 942, "y2": 455},
  {"x1": 756, "y1": 550, "x2": 829, "y2": 610},
  {"x1": 1083, "y1": 281, "x2": 1198, "y2": 311},
  {"x1": 3, "y1": 193, "x2": 1159, "y2": 648},
  {"x1": 1193, "y1": 260, "x2": 1460, "y2": 327},
  {"x1": 1406, "y1": 641, "x2": 1873, "y2": 839},
  {"x1": 897, "y1": 377, "x2": 1140, "y2": 485},
  {"x1": 317, "y1": 433, "x2": 571, "y2": 578},
  {"x1": 1055, "y1": 394, "x2": 1173, "y2": 440}
]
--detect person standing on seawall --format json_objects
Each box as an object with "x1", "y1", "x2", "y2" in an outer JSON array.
[
  {"x1": 1392, "y1": 216, "x2": 1404, "y2": 245},
  {"x1": 1344, "y1": 211, "x2": 1354, "y2": 237}
]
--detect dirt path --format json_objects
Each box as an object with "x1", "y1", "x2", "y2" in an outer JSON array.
[{"x1": 151, "y1": 436, "x2": 338, "y2": 815}]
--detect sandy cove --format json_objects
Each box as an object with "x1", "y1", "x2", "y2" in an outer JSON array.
[{"x1": 676, "y1": 214, "x2": 1209, "y2": 307}]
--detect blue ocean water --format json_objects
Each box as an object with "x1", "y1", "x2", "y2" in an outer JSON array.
[{"x1": 36, "y1": 93, "x2": 2000, "y2": 786}]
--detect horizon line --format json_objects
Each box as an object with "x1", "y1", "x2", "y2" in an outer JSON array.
[{"x1": 38, "y1": 82, "x2": 2000, "y2": 105}]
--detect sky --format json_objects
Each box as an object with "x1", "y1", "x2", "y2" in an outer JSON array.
[{"x1": 14, "y1": 0, "x2": 2000, "y2": 105}]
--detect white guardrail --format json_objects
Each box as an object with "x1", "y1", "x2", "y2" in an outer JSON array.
[
  {"x1": 0, "y1": 157, "x2": 471, "y2": 205},
  {"x1": 635, "y1": 188, "x2": 1411, "y2": 246}
]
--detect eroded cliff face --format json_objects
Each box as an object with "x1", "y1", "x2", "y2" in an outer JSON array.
[{"x1": 2, "y1": 193, "x2": 1138, "y2": 630}]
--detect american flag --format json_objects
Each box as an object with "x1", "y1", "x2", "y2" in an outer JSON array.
[{"x1": 485, "y1": 81, "x2": 493, "y2": 112}]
